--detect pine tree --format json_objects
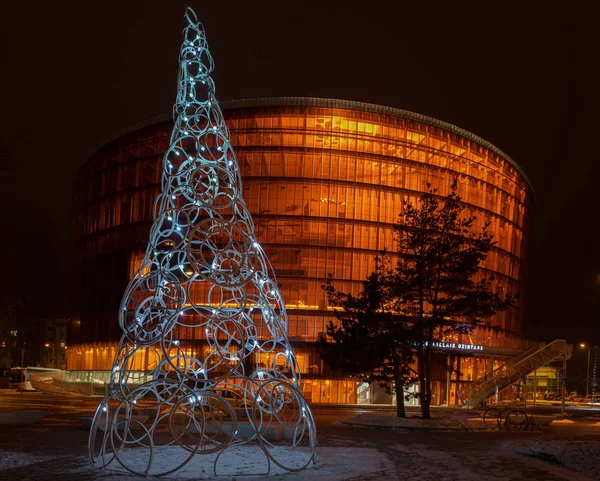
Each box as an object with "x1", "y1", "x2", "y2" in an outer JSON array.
[
  {"x1": 320, "y1": 181, "x2": 513, "y2": 419},
  {"x1": 392, "y1": 180, "x2": 514, "y2": 418},
  {"x1": 319, "y1": 258, "x2": 416, "y2": 418}
]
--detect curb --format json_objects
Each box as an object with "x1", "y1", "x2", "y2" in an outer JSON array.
[{"x1": 338, "y1": 421, "x2": 497, "y2": 432}]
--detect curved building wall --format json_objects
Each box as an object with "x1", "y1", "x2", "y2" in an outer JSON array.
[{"x1": 70, "y1": 98, "x2": 534, "y2": 382}]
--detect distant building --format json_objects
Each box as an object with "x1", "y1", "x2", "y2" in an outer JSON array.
[
  {"x1": 38, "y1": 318, "x2": 68, "y2": 370},
  {"x1": 0, "y1": 326, "x2": 22, "y2": 369},
  {"x1": 0, "y1": 317, "x2": 68, "y2": 370},
  {"x1": 69, "y1": 98, "x2": 542, "y2": 404}
]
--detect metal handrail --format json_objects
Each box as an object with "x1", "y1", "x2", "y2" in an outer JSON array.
[
  {"x1": 461, "y1": 344, "x2": 544, "y2": 402},
  {"x1": 463, "y1": 339, "x2": 567, "y2": 407}
]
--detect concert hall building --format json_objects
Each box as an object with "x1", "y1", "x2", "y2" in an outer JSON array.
[{"x1": 67, "y1": 98, "x2": 536, "y2": 405}]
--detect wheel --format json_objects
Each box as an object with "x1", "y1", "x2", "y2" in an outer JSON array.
[
  {"x1": 483, "y1": 407, "x2": 500, "y2": 426},
  {"x1": 505, "y1": 410, "x2": 528, "y2": 431},
  {"x1": 498, "y1": 408, "x2": 513, "y2": 428}
]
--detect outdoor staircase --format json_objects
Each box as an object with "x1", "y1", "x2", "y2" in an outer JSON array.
[{"x1": 460, "y1": 339, "x2": 571, "y2": 408}]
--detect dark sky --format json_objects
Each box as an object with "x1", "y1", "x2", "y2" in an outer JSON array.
[{"x1": 0, "y1": 2, "x2": 595, "y2": 352}]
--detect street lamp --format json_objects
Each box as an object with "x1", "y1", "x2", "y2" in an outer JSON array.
[{"x1": 580, "y1": 343, "x2": 590, "y2": 399}]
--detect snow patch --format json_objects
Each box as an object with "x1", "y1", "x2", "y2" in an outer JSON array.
[
  {"x1": 505, "y1": 440, "x2": 600, "y2": 478},
  {"x1": 83, "y1": 445, "x2": 393, "y2": 480},
  {"x1": 339, "y1": 413, "x2": 486, "y2": 430},
  {"x1": 0, "y1": 450, "x2": 52, "y2": 471},
  {"x1": 389, "y1": 444, "x2": 485, "y2": 481},
  {"x1": 387, "y1": 442, "x2": 600, "y2": 481}
]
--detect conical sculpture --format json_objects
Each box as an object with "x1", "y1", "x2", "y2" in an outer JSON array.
[{"x1": 89, "y1": 8, "x2": 316, "y2": 477}]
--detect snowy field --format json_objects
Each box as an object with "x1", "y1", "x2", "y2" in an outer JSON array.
[
  {"x1": 2, "y1": 440, "x2": 600, "y2": 481},
  {"x1": 388, "y1": 440, "x2": 600, "y2": 481},
  {"x1": 1, "y1": 393, "x2": 599, "y2": 481},
  {"x1": 47, "y1": 446, "x2": 393, "y2": 481},
  {"x1": 338, "y1": 412, "x2": 489, "y2": 430},
  {"x1": 504, "y1": 440, "x2": 600, "y2": 479},
  {"x1": 85, "y1": 445, "x2": 389, "y2": 479}
]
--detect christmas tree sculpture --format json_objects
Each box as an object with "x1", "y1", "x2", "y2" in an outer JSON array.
[{"x1": 89, "y1": 8, "x2": 316, "y2": 477}]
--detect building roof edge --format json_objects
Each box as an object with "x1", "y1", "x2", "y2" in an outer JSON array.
[
  {"x1": 222, "y1": 97, "x2": 535, "y2": 196},
  {"x1": 84, "y1": 97, "x2": 534, "y2": 198}
]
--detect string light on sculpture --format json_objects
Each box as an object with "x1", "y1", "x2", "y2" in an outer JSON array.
[{"x1": 88, "y1": 8, "x2": 316, "y2": 477}]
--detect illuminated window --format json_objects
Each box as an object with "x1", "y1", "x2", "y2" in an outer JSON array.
[
  {"x1": 129, "y1": 251, "x2": 150, "y2": 278},
  {"x1": 9, "y1": 329, "x2": 17, "y2": 337},
  {"x1": 71, "y1": 101, "x2": 533, "y2": 385}
]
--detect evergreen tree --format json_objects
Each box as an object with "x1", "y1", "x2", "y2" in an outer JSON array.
[
  {"x1": 318, "y1": 259, "x2": 416, "y2": 418},
  {"x1": 392, "y1": 180, "x2": 514, "y2": 418},
  {"x1": 319, "y1": 180, "x2": 514, "y2": 419}
]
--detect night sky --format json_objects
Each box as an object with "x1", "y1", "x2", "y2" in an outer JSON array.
[{"x1": 1, "y1": 2, "x2": 595, "y2": 357}]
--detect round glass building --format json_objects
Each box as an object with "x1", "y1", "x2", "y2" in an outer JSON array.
[{"x1": 69, "y1": 98, "x2": 534, "y2": 404}]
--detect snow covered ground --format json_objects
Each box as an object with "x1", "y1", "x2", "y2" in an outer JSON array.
[
  {"x1": 393, "y1": 444, "x2": 600, "y2": 481},
  {"x1": 1, "y1": 399, "x2": 599, "y2": 481},
  {"x1": 388, "y1": 440, "x2": 600, "y2": 481},
  {"x1": 3, "y1": 440, "x2": 599, "y2": 481},
  {"x1": 504, "y1": 440, "x2": 600, "y2": 479},
  {"x1": 0, "y1": 446, "x2": 395, "y2": 480},
  {"x1": 338, "y1": 412, "x2": 488, "y2": 430},
  {"x1": 0, "y1": 449, "x2": 51, "y2": 471}
]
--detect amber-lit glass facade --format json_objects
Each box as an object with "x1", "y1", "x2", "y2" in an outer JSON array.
[{"x1": 69, "y1": 98, "x2": 535, "y2": 403}]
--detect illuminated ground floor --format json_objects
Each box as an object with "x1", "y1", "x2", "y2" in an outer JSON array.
[
  {"x1": 65, "y1": 330, "x2": 562, "y2": 406},
  {"x1": 59, "y1": 364, "x2": 563, "y2": 407}
]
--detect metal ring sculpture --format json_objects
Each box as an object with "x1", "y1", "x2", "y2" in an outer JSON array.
[{"x1": 89, "y1": 8, "x2": 317, "y2": 477}]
